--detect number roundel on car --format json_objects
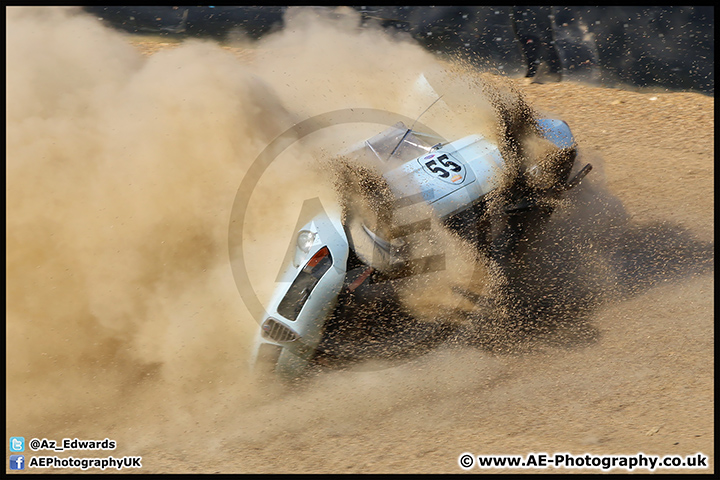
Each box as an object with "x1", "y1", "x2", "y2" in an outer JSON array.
[{"x1": 420, "y1": 152, "x2": 467, "y2": 185}]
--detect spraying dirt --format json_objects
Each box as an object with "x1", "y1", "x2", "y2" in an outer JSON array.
[{"x1": 6, "y1": 6, "x2": 713, "y2": 474}]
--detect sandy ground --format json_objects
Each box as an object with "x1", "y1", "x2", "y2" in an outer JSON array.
[{"x1": 6, "y1": 8, "x2": 713, "y2": 474}]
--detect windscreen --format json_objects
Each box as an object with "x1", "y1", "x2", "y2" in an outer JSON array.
[{"x1": 365, "y1": 122, "x2": 438, "y2": 163}]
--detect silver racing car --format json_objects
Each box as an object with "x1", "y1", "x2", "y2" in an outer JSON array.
[{"x1": 249, "y1": 91, "x2": 592, "y2": 382}]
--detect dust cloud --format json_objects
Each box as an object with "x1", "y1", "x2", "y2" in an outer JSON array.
[
  {"x1": 7, "y1": 5, "x2": 291, "y2": 439},
  {"x1": 5, "y1": 5, "x2": 491, "y2": 446},
  {"x1": 6, "y1": 5, "x2": 632, "y2": 464}
]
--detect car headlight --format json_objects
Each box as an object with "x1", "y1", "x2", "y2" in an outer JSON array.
[{"x1": 296, "y1": 230, "x2": 316, "y2": 253}]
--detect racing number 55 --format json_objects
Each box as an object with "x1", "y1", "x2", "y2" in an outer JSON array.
[{"x1": 425, "y1": 154, "x2": 461, "y2": 178}]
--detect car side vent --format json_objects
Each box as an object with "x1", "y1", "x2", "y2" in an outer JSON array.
[{"x1": 262, "y1": 318, "x2": 298, "y2": 343}]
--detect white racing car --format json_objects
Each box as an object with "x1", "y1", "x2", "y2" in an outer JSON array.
[{"x1": 249, "y1": 88, "x2": 592, "y2": 382}]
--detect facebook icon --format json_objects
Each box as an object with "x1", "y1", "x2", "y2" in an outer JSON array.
[{"x1": 10, "y1": 455, "x2": 25, "y2": 470}]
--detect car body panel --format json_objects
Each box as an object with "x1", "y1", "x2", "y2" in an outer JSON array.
[{"x1": 251, "y1": 206, "x2": 349, "y2": 378}]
